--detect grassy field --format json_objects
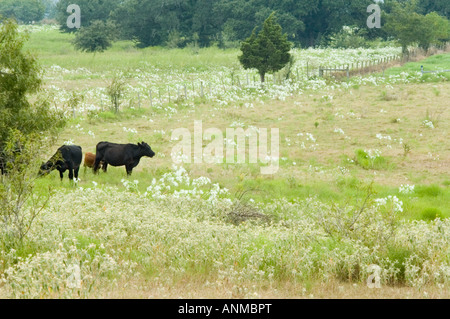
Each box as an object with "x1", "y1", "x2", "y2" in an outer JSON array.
[{"x1": 1, "y1": 26, "x2": 449, "y2": 299}]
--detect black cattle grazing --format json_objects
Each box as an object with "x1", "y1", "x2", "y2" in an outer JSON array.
[
  {"x1": 39, "y1": 145, "x2": 82, "y2": 181},
  {"x1": 93, "y1": 141, "x2": 155, "y2": 176}
]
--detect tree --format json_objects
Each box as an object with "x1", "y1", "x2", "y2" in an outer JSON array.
[
  {"x1": 417, "y1": 0, "x2": 450, "y2": 19},
  {"x1": 238, "y1": 12, "x2": 292, "y2": 83},
  {"x1": 0, "y1": 0, "x2": 45, "y2": 24},
  {"x1": 56, "y1": 0, "x2": 121, "y2": 33},
  {"x1": 1, "y1": 18, "x2": 65, "y2": 242},
  {"x1": 1, "y1": 18, "x2": 64, "y2": 147},
  {"x1": 385, "y1": 2, "x2": 450, "y2": 53},
  {"x1": 113, "y1": 0, "x2": 194, "y2": 47},
  {"x1": 73, "y1": 20, "x2": 117, "y2": 53}
]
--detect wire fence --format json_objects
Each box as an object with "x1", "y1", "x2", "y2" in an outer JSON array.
[{"x1": 67, "y1": 43, "x2": 449, "y2": 117}]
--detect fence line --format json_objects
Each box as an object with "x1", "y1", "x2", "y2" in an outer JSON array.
[
  {"x1": 315, "y1": 44, "x2": 450, "y2": 79},
  {"x1": 420, "y1": 65, "x2": 450, "y2": 75},
  {"x1": 75, "y1": 44, "x2": 449, "y2": 115}
]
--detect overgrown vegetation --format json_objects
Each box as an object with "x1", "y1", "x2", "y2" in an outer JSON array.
[
  {"x1": 3, "y1": 0, "x2": 449, "y2": 49},
  {"x1": 0, "y1": 19, "x2": 65, "y2": 247},
  {"x1": 0, "y1": 14, "x2": 449, "y2": 299}
]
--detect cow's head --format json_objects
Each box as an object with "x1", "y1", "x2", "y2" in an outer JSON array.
[
  {"x1": 38, "y1": 161, "x2": 53, "y2": 176},
  {"x1": 138, "y1": 141, "x2": 155, "y2": 158}
]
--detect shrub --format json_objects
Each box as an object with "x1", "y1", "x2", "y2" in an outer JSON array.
[
  {"x1": 328, "y1": 26, "x2": 370, "y2": 49},
  {"x1": 421, "y1": 207, "x2": 443, "y2": 221},
  {"x1": 73, "y1": 20, "x2": 118, "y2": 53},
  {"x1": 353, "y1": 149, "x2": 389, "y2": 170},
  {"x1": 385, "y1": 246, "x2": 414, "y2": 283},
  {"x1": 415, "y1": 184, "x2": 441, "y2": 197}
]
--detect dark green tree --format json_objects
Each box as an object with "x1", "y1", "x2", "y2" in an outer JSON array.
[
  {"x1": 0, "y1": 0, "x2": 45, "y2": 23},
  {"x1": 1, "y1": 18, "x2": 64, "y2": 149},
  {"x1": 113, "y1": 0, "x2": 193, "y2": 47},
  {"x1": 417, "y1": 0, "x2": 449, "y2": 19},
  {"x1": 1, "y1": 18, "x2": 65, "y2": 242},
  {"x1": 56, "y1": 0, "x2": 121, "y2": 33},
  {"x1": 385, "y1": 2, "x2": 450, "y2": 53},
  {"x1": 239, "y1": 12, "x2": 292, "y2": 83},
  {"x1": 73, "y1": 20, "x2": 117, "y2": 53},
  {"x1": 214, "y1": 0, "x2": 306, "y2": 46}
]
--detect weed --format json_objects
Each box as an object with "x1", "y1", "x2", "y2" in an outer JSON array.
[
  {"x1": 415, "y1": 184, "x2": 441, "y2": 197},
  {"x1": 353, "y1": 149, "x2": 389, "y2": 170},
  {"x1": 403, "y1": 143, "x2": 412, "y2": 157},
  {"x1": 421, "y1": 208, "x2": 443, "y2": 221}
]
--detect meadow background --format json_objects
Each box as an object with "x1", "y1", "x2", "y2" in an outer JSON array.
[{"x1": 0, "y1": 25, "x2": 449, "y2": 298}]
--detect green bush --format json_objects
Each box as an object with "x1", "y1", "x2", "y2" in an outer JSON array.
[
  {"x1": 386, "y1": 246, "x2": 414, "y2": 283},
  {"x1": 415, "y1": 184, "x2": 441, "y2": 197},
  {"x1": 353, "y1": 149, "x2": 389, "y2": 170},
  {"x1": 421, "y1": 207, "x2": 443, "y2": 221},
  {"x1": 328, "y1": 26, "x2": 370, "y2": 49}
]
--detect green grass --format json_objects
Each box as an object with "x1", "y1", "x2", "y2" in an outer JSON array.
[
  {"x1": 2, "y1": 22, "x2": 450, "y2": 301},
  {"x1": 24, "y1": 28, "x2": 241, "y2": 73},
  {"x1": 383, "y1": 53, "x2": 450, "y2": 80}
]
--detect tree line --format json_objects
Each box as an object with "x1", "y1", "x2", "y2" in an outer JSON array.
[{"x1": 1, "y1": 0, "x2": 449, "y2": 49}]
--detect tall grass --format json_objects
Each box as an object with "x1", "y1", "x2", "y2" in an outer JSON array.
[
  {"x1": 2, "y1": 25, "x2": 447, "y2": 298},
  {"x1": 24, "y1": 29, "x2": 240, "y2": 72}
]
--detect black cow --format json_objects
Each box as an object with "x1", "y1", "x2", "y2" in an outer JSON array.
[
  {"x1": 93, "y1": 141, "x2": 155, "y2": 176},
  {"x1": 39, "y1": 145, "x2": 82, "y2": 181}
]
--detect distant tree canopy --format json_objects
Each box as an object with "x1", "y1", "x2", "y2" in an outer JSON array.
[
  {"x1": 2, "y1": 0, "x2": 449, "y2": 48},
  {"x1": 0, "y1": 0, "x2": 45, "y2": 24},
  {"x1": 384, "y1": 1, "x2": 450, "y2": 53},
  {"x1": 55, "y1": 0, "x2": 122, "y2": 33}
]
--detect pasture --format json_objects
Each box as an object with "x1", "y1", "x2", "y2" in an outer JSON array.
[{"x1": 0, "y1": 26, "x2": 449, "y2": 299}]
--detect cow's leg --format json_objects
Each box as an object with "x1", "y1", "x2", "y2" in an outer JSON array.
[
  {"x1": 102, "y1": 162, "x2": 108, "y2": 172},
  {"x1": 74, "y1": 166, "x2": 80, "y2": 180},
  {"x1": 59, "y1": 169, "x2": 64, "y2": 181},
  {"x1": 93, "y1": 156, "x2": 102, "y2": 174},
  {"x1": 68, "y1": 167, "x2": 74, "y2": 181},
  {"x1": 125, "y1": 164, "x2": 133, "y2": 176}
]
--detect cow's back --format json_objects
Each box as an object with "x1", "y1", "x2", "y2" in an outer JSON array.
[
  {"x1": 95, "y1": 142, "x2": 136, "y2": 166},
  {"x1": 59, "y1": 145, "x2": 82, "y2": 166}
]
